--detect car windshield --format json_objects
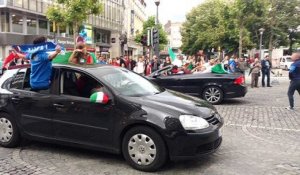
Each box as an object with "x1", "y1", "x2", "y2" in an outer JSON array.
[
  {"x1": 286, "y1": 57, "x2": 292, "y2": 62},
  {"x1": 90, "y1": 67, "x2": 164, "y2": 97}
]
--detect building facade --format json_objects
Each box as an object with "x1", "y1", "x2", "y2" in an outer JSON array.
[
  {"x1": 164, "y1": 20, "x2": 182, "y2": 53},
  {"x1": 0, "y1": 0, "x2": 124, "y2": 59},
  {"x1": 111, "y1": 0, "x2": 146, "y2": 59}
]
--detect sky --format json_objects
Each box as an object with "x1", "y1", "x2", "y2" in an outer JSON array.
[{"x1": 144, "y1": 0, "x2": 205, "y2": 25}]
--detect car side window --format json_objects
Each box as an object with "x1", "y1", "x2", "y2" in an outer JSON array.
[
  {"x1": 9, "y1": 68, "x2": 57, "y2": 93},
  {"x1": 60, "y1": 69, "x2": 103, "y2": 98},
  {"x1": 10, "y1": 68, "x2": 27, "y2": 90}
]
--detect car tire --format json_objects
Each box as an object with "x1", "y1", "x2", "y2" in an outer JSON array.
[
  {"x1": 122, "y1": 126, "x2": 167, "y2": 172},
  {"x1": 0, "y1": 113, "x2": 20, "y2": 148},
  {"x1": 202, "y1": 86, "x2": 224, "y2": 105}
]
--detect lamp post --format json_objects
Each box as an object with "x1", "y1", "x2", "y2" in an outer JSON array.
[
  {"x1": 154, "y1": 0, "x2": 160, "y2": 57},
  {"x1": 155, "y1": 0, "x2": 160, "y2": 25},
  {"x1": 288, "y1": 28, "x2": 295, "y2": 55},
  {"x1": 259, "y1": 28, "x2": 265, "y2": 60}
]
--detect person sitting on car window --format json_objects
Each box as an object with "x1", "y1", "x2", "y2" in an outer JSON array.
[{"x1": 15, "y1": 36, "x2": 61, "y2": 90}]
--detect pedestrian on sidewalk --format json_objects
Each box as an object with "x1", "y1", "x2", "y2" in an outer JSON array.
[
  {"x1": 286, "y1": 52, "x2": 300, "y2": 110},
  {"x1": 250, "y1": 58, "x2": 261, "y2": 88},
  {"x1": 261, "y1": 55, "x2": 272, "y2": 87}
]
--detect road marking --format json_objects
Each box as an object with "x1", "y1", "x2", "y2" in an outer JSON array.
[{"x1": 225, "y1": 123, "x2": 300, "y2": 132}]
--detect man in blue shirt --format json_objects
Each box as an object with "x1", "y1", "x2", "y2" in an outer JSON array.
[
  {"x1": 261, "y1": 55, "x2": 272, "y2": 87},
  {"x1": 228, "y1": 57, "x2": 237, "y2": 73},
  {"x1": 17, "y1": 37, "x2": 61, "y2": 90},
  {"x1": 286, "y1": 52, "x2": 300, "y2": 110}
]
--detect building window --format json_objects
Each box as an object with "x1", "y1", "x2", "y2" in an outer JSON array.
[
  {"x1": 59, "y1": 25, "x2": 66, "y2": 37},
  {"x1": 102, "y1": 33, "x2": 107, "y2": 43},
  {"x1": 23, "y1": 0, "x2": 28, "y2": 9},
  {"x1": 49, "y1": 21, "x2": 55, "y2": 35},
  {"x1": 37, "y1": 1, "x2": 42, "y2": 13},
  {"x1": 0, "y1": 0, "x2": 4, "y2": 5},
  {"x1": 29, "y1": 0, "x2": 37, "y2": 11},
  {"x1": 14, "y1": 0, "x2": 22, "y2": 8},
  {"x1": 27, "y1": 17, "x2": 37, "y2": 35},
  {"x1": 38, "y1": 20, "x2": 48, "y2": 35},
  {"x1": 42, "y1": 1, "x2": 48, "y2": 13},
  {"x1": 0, "y1": 12, "x2": 10, "y2": 32},
  {"x1": 69, "y1": 24, "x2": 74, "y2": 36},
  {"x1": 12, "y1": 14, "x2": 23, "y2": 33}
]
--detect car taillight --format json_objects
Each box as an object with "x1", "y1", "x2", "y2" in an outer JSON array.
[{"x1": 234, "y1": 76, "x2": 245, "y2": 85}]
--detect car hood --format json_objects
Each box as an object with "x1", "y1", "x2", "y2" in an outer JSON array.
[{"x1": 125, "y1": 90, "x2": 216, "y2": 118}]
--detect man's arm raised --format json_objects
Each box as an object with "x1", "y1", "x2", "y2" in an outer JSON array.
[{"x1": 48, "y1": 45, "x2": 61, "y2": 60}]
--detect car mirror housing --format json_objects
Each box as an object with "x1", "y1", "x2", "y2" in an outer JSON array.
[
  {"x1": 90, "y1": 92, "x2": 109, "y2": 104},
  {"x1": 153, "y1": 72, "x2": 160, "y2": 78}
]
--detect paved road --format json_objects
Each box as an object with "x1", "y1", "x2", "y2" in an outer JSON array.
[{"x1": 0, "y1": 75, "x2": 299, "y2": 175}]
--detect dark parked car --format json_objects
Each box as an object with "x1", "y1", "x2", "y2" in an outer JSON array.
[
  {"x1": 148, "y1": 65, "x2": 247, "y2": 104},
  {"x1": 0, "y1": 64, "x2": 223, "y2": 171}
]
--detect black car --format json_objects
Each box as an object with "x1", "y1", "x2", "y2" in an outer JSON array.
[
  {"x1": 148, "y1": 65, "x2": 247, "y2": 104},
  {"x1": 0, "y1": 64, "x2": 223, "y2": 172}
]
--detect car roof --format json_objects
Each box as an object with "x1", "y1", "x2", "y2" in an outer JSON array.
[{"x1": 7, "y1": 63, "x2": 113, "y2": 71}]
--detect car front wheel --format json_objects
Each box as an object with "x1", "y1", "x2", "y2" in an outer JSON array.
[
  {"x1": 0, "y1": 113, "x2": 20, "y2": 148},
  {"x1": 122, "y1": 126, "x2": 167, "y2": 172},
  {"x1": 203, "y1": 86, "x2": 224, "y2": 104}
]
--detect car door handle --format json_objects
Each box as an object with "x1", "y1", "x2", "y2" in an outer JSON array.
[
  {"x1": 11, "y1": 97, "x2": 21, "y2": 103},
  {"x1": 53, "y1": 104, "x2": 65, "y2": 108}
]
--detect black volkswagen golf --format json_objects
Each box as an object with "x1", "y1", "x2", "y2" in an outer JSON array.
[{"x1": 0, "y1": 64, "x2": 223, "y2": 172}]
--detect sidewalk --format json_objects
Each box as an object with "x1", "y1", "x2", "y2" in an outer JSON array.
[{"x1": 244, "y1": 69, "x2": 290, "y2": 85}]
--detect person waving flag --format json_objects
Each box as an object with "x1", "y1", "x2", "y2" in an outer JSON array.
[{"x1": 13, "y1": 36, "x2": 61, "y2": 90}]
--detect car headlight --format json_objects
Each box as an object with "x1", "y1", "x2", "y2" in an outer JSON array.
[{"x1": 179, "y1": 115, "x2": 209, "y2": 130}]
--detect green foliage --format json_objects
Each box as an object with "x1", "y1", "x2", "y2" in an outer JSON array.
[
  {"x1": 181, "y1": 0, "x2": 300, "y2": 55},
  {"x1": 46, "y1": 0, "x2": 103, "y2": 43},
  {"x1": 134, "y1": 16, "x2": 168, "y2": 48},
  {"x1": 181, "y1": 0, "x2": 239, "y2": 54}
]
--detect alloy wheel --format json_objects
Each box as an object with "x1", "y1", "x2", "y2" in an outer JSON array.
[
  {"x1": 128, "y1": 134, "x2": 157, "y2": 166},
  {"x1": 205, "y1": 87, "x2": 221, "y2": 103},
  {"x1": 0, "y1": 118, "x2": 13, "y2": 143}
]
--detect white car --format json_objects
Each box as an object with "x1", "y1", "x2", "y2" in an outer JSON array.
[{"x1": 279, "y1": 56, "x2": 293, "y2": 70}]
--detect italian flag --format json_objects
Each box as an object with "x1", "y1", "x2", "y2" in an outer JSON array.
[{"x1": 90, "y1": 92, "x2": 109, "y2": 104}]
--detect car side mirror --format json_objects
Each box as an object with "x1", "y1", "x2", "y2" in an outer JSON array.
[
  {"x1": 90, "y1": 92, "x2": 110, "y2": 104},
  {"x1": 153, "y1": 72, "x2": 160, "y2": 78}
]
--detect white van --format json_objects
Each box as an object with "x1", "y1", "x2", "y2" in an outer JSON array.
[{"x1": 279, "y1": 56, "x2": 293, "y2": 70}]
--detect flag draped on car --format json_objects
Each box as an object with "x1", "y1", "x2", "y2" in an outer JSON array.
[
  {"x1": 211, "y1": 63, "x2": 228, "y2": 74},
  {"x1": 52, "y1": 52, "x2": 97, "y2": 64}
]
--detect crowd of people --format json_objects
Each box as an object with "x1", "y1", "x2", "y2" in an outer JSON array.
[
  {"x1": 2, "y1": 36, "x2": 300, "y2": 110},
  {"x1": 96, "y1": 53, "x2": 251, "y2": 76}
]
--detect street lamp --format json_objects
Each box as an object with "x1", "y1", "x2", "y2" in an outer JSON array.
[
  {"x1": 154, "y1": 0, "x2": 160, "y2": 57},
  {"x1": 155, "y1": 0, "x2": 160, "y2": 25},
  {"x1": 288, "y1": 28, "x2": 296, "y2": 55},
  {"x1": 259, "y1": 28, "x2": 265, "y2": 60}
]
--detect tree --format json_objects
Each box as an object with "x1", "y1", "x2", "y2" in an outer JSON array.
[
  {"x1": 262, "y1": 0, "x2": 300, "y2": 59},
  {"x1": 181, "y1": 0, "x2": 239, "y2": 55},
  {"x1": 46, "y1": 0, "x2": 103, "y2": 45},
  {"x1": 231, "y1": 0, "x2": 267, "y2": 58},
  {"x1": 135, "y1": 16, "x2": 168, "y2": 51}
]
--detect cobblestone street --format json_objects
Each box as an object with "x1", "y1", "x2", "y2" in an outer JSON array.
[{"x1": 0, "y1": 75, "x2": 299, "y2": 175}]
